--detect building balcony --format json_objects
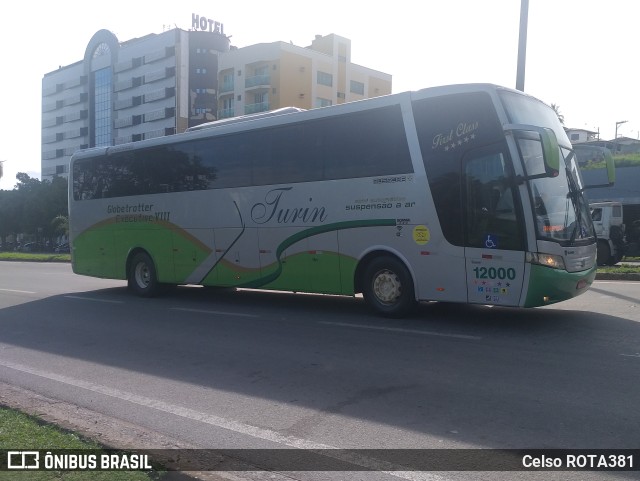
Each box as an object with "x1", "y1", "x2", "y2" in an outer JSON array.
[
  {"x1": 245, "y1": 74, "x2": 271, "y2": 89},
  {"x1": 219, "y1": 83, "x2": 234, "y2": 94},
  {"x1": 245, "y1": 102, "x2": 270, "y2": 114},
  {"x1": 218, "y1": 108, "x2": 235, "y2": 119}
]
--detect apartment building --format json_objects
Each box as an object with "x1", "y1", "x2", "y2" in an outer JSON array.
[{"x1": 217, "y1": 34, "x2": 391, "y2": 118}]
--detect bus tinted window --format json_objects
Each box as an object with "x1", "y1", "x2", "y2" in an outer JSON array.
[
  {"x1": 412, "y1": 92, "x2": 504, "y2": 246},
  {"x1": 323, "y1": 106, "x2": 412, "y2": 180},
  {"x1": 192, "y1": 134, "x2": 254, "y2": 189},
  {"x1": 72, "y1": 105, "x2": 413, "y2": 201}
]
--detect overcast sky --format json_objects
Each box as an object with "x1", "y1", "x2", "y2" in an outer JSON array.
[{"x1": 1, "y1": 0, "x2": 638, "y2": 190}]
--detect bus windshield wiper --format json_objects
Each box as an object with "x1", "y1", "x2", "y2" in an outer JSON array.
[{"x1": 566, "y1": 170, "x2": 582, "y2": 245}]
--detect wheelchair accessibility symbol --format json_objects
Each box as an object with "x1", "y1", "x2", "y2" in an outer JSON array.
[{"x1": 484, "y1": 234, "x2": 498, "y2": 249}]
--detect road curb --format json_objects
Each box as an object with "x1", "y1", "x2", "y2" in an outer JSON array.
[{"x1": 595, "y1": 273, "x2": 640, "y2": 281}]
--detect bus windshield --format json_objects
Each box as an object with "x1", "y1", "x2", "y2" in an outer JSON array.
[
  {"x1": 499, "y1": 90, "x2": 594, "y2": 245},
  {"x1": 523, "y1": 142, "x2": 594, "y2": 243}
]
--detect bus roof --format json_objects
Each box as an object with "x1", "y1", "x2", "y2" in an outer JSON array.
[{"x1": 185, "y1": 107, "x2": 306, "y2": 132}]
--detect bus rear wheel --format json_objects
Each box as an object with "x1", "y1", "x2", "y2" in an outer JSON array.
[
  {"x1": 362, "y1": 256, "x2": 416, "y2": 318},
  {"x1": 128, "y1": 252, "x2": 159, "y2": 297}
]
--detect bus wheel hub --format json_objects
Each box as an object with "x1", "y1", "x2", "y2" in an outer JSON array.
[
  {"x1": 374, "y1": 270, "x2": 401, "y2": 303},
  {"x1": 135, "y1": 264, "x2": 151, "y2": 287}
]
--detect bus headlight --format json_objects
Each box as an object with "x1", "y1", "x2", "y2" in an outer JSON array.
[{"x1": 526, "y1": 252, "x2": 566, "y2": 270}]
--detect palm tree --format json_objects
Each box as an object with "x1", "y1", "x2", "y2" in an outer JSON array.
[{"x1": 550, "y1": 103, "x2": 565, "y2": 125}]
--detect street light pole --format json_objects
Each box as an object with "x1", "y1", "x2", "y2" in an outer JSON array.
[{"x1": 516, "y1": 0, "x2": 529, "y2": 91}]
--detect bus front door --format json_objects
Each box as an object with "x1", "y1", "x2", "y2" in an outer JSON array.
[{"x1": 463, "y1": 151, "x2": 526, "y2": 306}]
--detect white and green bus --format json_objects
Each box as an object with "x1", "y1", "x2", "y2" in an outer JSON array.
[{"x1": 69, "y1": 83, "x2": 612, "y2": 317}]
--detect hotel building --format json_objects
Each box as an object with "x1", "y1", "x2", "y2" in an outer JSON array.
[{"x1": 41, "y1": 20, "x2": 391, "y2": 182}]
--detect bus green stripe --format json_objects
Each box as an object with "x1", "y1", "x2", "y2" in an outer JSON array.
[{"x1": 237, "y1": 219, "x2": 396, "y2": 289}]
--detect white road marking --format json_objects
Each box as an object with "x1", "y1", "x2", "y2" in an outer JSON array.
[
  {"x1": 0, "y1": 288, "x2": 37, "y2": 294},
  {"x1": 620, "y1": 353, "x2": 640, "y2": 358},
  {"x1": 0, "y1": 359, "x2": 447, "y2": 481},
  {"x1": 170, "y1": 307, "x2": 260, "y2": 318},
  {"x1": 320, "y1": 321, "x2": 482, "y2": 340},
  {"x1": 64, "y1": 295, "x2": 124, "y2": 304}
]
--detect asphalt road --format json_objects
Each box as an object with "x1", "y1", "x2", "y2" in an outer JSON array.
[{"x1": 0, "y1": 261, "x2": 639, "y2": 481}]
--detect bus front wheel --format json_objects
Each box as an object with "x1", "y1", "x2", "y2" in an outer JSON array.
[
  {"x1": 362, "y1": 256, "x2": 416, "y2": 318},
  {"x1": 128, "y1": 252, "x2": 159, "y2": 297}
]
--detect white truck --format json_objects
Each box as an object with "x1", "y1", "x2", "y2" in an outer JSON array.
[{"x1": 590, "y1": 201, "x2": 625, "y2": 265}]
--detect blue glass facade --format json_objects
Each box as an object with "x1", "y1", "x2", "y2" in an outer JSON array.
[{"x1": 93, "y1": 67, "x2": 112, "y2": 147}]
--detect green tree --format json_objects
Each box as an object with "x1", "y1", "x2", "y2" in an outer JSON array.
[
  {"x1": 0, "y1": 189, "x2": 20, "y2": 248},
  {"x1": 51, "y1": 215, "x2": 69, "y2": 238},
  {"x1": 3, "y1": 173, "x2": 69, "y2": 246}
]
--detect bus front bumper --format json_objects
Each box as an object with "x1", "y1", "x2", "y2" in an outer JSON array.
[{"x1": 523, "y1": 264, "x2": 597, "y2": 307}]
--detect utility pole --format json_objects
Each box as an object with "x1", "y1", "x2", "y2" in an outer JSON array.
[
  {"x1": 614, "y1": 120, "x2": 628, "y2": 154},
  {"x1": 516, "y1": 0, "x2": 529, "y2": 91}
]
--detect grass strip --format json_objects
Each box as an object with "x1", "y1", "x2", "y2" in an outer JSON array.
[
  {"x1": 0, "y1": 407, "x2": 173, "y2": 480},
  {"x1": 0, "y1": 253, "x2": 71, "y2": 262}
]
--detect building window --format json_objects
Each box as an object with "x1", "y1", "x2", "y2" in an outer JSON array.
[
  {"x1": 317, "y1": 71, "x2": 333, "y2": 87},
  {"x1": 93, "y1": 43, "x2": 111, "y2": 58},
  {"x1": 222, "y1": 73, "x2": 234, "y2": 91},
  {"x1": 570, "y1": 133, "x2": 579, "y2": 141},
  {"x1": 93, "y1": 67, "x2": 112, "y2": 147},
  {"x1": 350, "y1": 80, "x2": 365, "y2": 95},
  {"x1": 315, "y1": 97, "x2": 332, "y2": 108}
]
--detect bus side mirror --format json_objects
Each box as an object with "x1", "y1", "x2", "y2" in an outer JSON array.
[
  {"x1": 605, "y1": 149, "x2": 615, "y2": 185},
  {"x1": 504, "y1": 124, "x2": 560, "y2": 179},
  {"x1": 538, "y1": 127, "x2": 560, "y2": 177},
  {"x1": 581, "y1": 148, "x2": 616, "y2": 190}
]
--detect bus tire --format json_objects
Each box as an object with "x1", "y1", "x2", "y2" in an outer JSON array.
[
  {"x1": 128, "y1": 252, "x2": 159, "y2": 297},
  {"x1": 596, "y1": 240, "x2": 610, "y2": 266},
  {"x1": 362, "y1": 256, "x2": 416, "y2": 318}
]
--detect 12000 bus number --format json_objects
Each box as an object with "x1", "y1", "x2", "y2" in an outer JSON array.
[{"x1": 473, "y1": 267, "x2": 517, "y2": 280}]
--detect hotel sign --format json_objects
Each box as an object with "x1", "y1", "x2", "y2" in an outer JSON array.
[{"x1": 192, "y1": 13, "x2": 224, "y2": 34}]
